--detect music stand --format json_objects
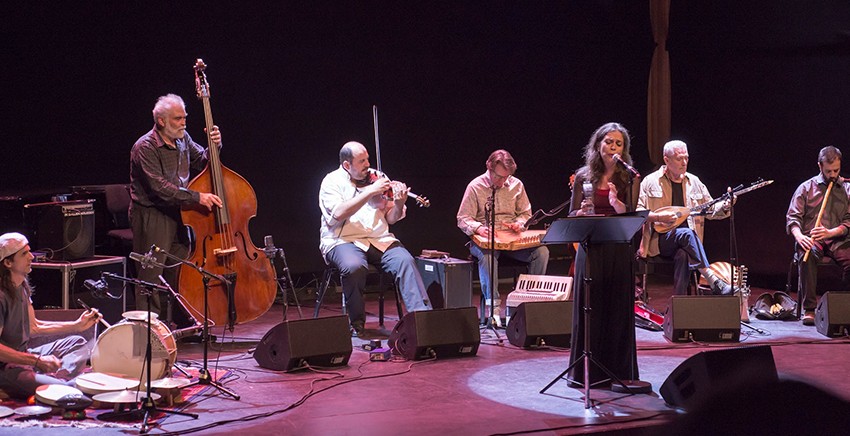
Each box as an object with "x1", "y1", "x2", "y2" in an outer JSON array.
[{"x1": 539, "y1": 214, "x2": 649, "y2": 409}]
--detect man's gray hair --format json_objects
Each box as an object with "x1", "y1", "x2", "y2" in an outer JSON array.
[
  {"x1": 152, "y1": 94, "x2": 185, "y2": 123},
  {"x1": 663, "y1": 140, "x2": 688, "y2": 157}
]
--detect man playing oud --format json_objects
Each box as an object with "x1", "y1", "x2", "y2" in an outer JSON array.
[{"x1": 637, "y1": 140, "x2": 734, "y2": 296}]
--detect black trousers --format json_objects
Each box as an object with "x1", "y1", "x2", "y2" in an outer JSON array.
[{"x1": 130, "y1": 203, "x2": 188, "y2": 317}]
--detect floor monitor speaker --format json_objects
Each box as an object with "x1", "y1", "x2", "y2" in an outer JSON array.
[
  {"x1": 254, "y1": 315, "x2": 352, "y2": 371},
  {"x1": 816, "y1": 292, "x2": 850, "y2": 337},
  {"x1": 663, "y1": 296, "x2": 740, "y2": 343},
  {"x1": 506, "y1": 300, "x2": 572, "y2": 348},
  {"x1": 388, "y1": 307, "x2": 480, "y2": 360},
  {"x1": 660, "y1": 345, "x2": 777, "y2": 410}
]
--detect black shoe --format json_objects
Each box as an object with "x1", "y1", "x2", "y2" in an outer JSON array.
[
  {"x1": 351, "y1": 321, "x2": 365, "y2": 338},
  {"x1": 711, "y1": 280, "x2": 733, "y2": 296}
]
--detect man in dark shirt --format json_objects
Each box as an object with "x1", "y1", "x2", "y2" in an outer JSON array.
[
  {"x1": 786, "y1": 146, "x2": 850, "y2": 325},
  {"x1": 0, "y1": 232, "x2": 100, "y2": 398},
  {"x1": 130, "y1": 94, "x2": 223, "y2": 315}
]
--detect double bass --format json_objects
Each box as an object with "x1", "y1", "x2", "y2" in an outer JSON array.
[{"x1": 179, "y1": 59, "x2": 277, "y2": 328}]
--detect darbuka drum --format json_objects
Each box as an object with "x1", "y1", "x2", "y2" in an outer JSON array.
[{"x1": 91, "y1": 319, "x2": 177, "y2": 380}]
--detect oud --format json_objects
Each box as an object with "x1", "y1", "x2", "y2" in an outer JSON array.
[{"x1": 653, "y1": 179, "x2": 772, "y2": 234}]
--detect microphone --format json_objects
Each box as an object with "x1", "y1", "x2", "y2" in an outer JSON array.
[
  {"x1": 263, "y1": 235, "x2": 278, "y2": 259},
  {"x1": 130, "y1": 250, "x2": 166, "y2": 269},
  {"x1": 612, "y1": 154, "x2": 640, "y2": 178},
  {"x1": 83, "y1": 275, "x2": 109, "y2": 298}
]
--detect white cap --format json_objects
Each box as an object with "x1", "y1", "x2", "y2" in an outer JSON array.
[{"x1": 0, "y1": 232, "x2": 28, "y2": 260}]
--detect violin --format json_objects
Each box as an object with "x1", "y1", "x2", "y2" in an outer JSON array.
[{"x1": 355, "y1": 169, "x2": 430, "y2": 208}]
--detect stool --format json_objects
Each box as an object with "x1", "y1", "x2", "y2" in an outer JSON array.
[
  {"x1": 637, "y1": 255, "x2": 701, "y2": 301},
  {"x1": 786, "y1": 251, "x2": 843, "y2": 319},
  {"x1": 313, "y1": 264, "x2": 403, "y2": 328}
]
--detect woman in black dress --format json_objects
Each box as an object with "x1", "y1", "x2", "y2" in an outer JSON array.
[{"x1": 566, "y1": 122, "x2": 641, "y2": 387}]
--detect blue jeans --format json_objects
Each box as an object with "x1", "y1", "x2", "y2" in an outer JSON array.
[
  {"x1": 657, "y1": 227, "x2": 710, "y2": 296},
  {"x1": 325, "y1": 242, "x2": 432, "y2": 326},
  {"x1": 468, "y1": 243, "x2": 549, "y2": 301},
  {"x1": 0, "y1": 335, "x2": 90, "y2": 399}
]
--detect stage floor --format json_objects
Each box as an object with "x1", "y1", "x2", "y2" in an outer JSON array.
[{"x1": 13, "y1": 279, "x2": 850, "y2": 435}]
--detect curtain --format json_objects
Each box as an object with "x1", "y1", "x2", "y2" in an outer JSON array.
[{"x1": 647, "y1": 0, "x2": 671, "y2": 167}]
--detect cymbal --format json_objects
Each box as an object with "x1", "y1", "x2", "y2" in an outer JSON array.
[
  {"x1": 92, "y1": 389, "x2": 160, "y2": 404},
  {"x1": 0, "y1": 406, "x2": 13, "y2": 418},
  {"x1": 14, "y1": 405, "x2": 52, "y2": 417},
  {"x1": 148, "y1": 377, "x2": 191, "y2": 390},
  {"x1": 122, "y1": 310, "x2": 159, "y2": 322}
]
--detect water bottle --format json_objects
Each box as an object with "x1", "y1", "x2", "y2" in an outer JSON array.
[{"x1": 582, "y1": 180, "x2": 595, "y2": 215}]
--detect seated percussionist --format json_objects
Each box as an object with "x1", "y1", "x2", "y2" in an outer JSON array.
[{"x1": 0, "y1": 232, "x2": 100, "y2": 398}]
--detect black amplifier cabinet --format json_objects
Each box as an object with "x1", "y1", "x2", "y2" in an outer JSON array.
[
  {"x1": 415, "y1": 257, "x2": 472, "y2": 309},
  {"x1": 23, "y1": 200, "x2": 95, "y2": 261}
]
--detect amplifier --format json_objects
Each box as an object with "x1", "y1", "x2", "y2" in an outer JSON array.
[
  {"x1": 415, "y1": 257, "x2": 472, "y2": 309},
  {"x1": 24, "y1": 200, "x2": 95, "y2": 261}
]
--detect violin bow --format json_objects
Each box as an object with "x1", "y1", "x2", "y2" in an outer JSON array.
[{"x1": 373, "y1": 105, "x2": 382, "y2": 173}]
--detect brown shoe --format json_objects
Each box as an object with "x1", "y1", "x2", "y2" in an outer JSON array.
[{"x1": 802, "y1": 310, "x2": 815, "y2": 326}]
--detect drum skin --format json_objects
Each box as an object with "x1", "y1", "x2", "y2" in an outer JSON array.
[{"x1": 91, "y1": 319, "x2": 176, "y2": 380}]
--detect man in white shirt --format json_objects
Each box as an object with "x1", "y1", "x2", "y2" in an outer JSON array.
[{"x1": 319, "y1": 142, "x2": 432, "y2": 336}]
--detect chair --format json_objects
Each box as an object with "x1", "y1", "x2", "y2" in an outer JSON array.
[
  {"x1": 103, "y1": 184, "x2": 133, "y2": 251},
  {"x1": 786, "y1": 250, "x2": 842, "y2": 319},
  {"x1": 636, "y1": 255, "x2": 701, "y2": 301},
  {"x1": 313, "y1": 264, "x2": 403, "y2": 328}
]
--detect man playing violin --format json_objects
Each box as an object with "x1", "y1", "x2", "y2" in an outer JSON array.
[
  {"x1": 130, "y1": 94, "x2": 223, "y2": 316},
  {"x1": 0, "y1": 232, "x2": 101, "y2": 399},
  {"x1": 319, "y1": 141, "x2": 432, "y2": 337},
  {"x1": 637, "y1": 140, "x2": 734, "y2": 296},
  {"x1": 457, "y1": 149, "x2": 549, "y2": 326},
  {"x1": 787, "y1": 146, "x2": 850, "y2": 326}
]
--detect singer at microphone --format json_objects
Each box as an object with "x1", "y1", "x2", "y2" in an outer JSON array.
[{"x1": 612, "y1": 154, "x2": 640, "y2": 179}]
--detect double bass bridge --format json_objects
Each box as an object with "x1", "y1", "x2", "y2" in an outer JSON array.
[{"x1": 213, "y1": 246, "x2": 238, "y2": 256}]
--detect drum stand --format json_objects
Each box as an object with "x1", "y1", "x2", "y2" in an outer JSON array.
[{"x1": 154, "y1": 247, "x2": 240, "y2": 401}]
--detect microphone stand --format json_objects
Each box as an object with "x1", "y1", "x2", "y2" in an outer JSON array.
[
  {"x1": 721, "y1": 187, "x2": 763, "y2": 334},
  {"x1": 153, "y1": 246, "x2": 240, "y2": 400},
  {"x1": 263, "y1": 237, "x2": 303, "y2": 322},
  {"x1": 99, "y1": 273, "x2": 198, "y2": 432},
  {"x1": 157, "y1": 276, "x2": 199, "y2": 378},
  {"x1": 484, "y1": 187, "x2": 503, "y2": 340}
]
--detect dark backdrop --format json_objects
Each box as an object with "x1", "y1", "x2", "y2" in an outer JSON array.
[{"x1": 3, "y1": 2, "x2": 850, "y2": 289}]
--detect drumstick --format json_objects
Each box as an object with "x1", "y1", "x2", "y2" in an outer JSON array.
[
  {"x1": 76, "y1": 299, "x2": 111, "y2": 329},
  {"x1": 803, "y1": 180, "x2": 834, "y2": 263}
]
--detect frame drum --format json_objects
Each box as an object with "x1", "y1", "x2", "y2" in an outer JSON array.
[{"x1": 91, "y1": 319, "x2": 177, "y2": 380}]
